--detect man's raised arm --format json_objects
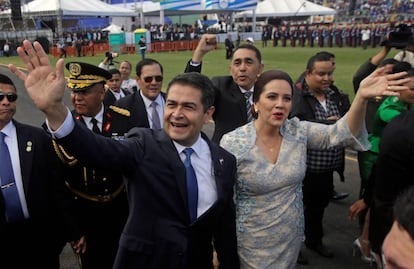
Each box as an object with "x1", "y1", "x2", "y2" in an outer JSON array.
[{"x1": 8, "y1": 40, "x2": 68, "y2": 131}]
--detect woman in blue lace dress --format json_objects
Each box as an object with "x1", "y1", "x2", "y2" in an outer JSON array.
[{"x1": 220, "y1": 69, "x2": 409, "y2": 269}]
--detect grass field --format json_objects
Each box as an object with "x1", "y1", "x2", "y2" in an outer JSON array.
[{"x1": 0, "y1": 42, "x2": 402, "y2": 100}]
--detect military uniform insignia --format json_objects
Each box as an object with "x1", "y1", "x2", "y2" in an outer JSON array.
[
  {"x1": 52, "y1": 140, "x2": 78, "y2": 166},
  {"x1": 109, "y1": 105, "x2": 131, "y2": 117}
]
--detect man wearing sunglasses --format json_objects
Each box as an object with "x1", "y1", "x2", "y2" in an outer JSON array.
[
  {"x1": 114, "y1": 58, "x2": 166, "y2": 131},
  {"x1": 0, "y1": 73, "x2": 79, "y2": 268}
]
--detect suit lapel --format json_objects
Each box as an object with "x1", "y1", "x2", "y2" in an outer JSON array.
[
  {"x1": 156, "y1": 131, "x2": 188, "y2": 210},
  {"x1": 230, "y1": 82, "x2": 247, "y2": 120},
  {"x1": 136, "y1": 91, "x2": 151, "y2": 127},
  {"x1": 205, "y1": 134, "x2": 225, "y2": 199}
]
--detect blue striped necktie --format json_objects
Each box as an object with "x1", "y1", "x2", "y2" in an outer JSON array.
[
  {"x1": 244, "y1": 91, "x2": 253, "y2": 122},
  {"x1": 0, "y1": 132, "x2": 24, "y2": 223}
]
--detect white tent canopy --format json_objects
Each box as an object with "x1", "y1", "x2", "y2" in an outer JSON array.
[
  {"x1": 102, "y1": 23, "x2": 123, "y2": 33},
  {"x1": 234, "y1": 0, "x2": 336, "y2": 18},
  {"x1": 21, "y1": 0, "x2": 136, "y2": 17}
]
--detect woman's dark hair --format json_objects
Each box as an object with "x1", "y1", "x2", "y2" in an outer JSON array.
[
  {"x1": 391, "y1": 61, "x2": 414, "y2": 78},
  {"x1": 392, "y1": 61, "x2": 412, "y2": 73},
  {"x1": 252, "y1": 70, "x2": 294, "y2": 118}
]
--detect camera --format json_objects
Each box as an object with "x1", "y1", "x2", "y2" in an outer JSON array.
[
  {"x1": 382, "y1": 24, "x2": 414, "y2": 49},
  {"x1": 105, "y1": 51, "x2": 119, "y2": 60}
]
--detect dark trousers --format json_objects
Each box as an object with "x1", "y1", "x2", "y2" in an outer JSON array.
[
  {"x1": 303, "y1": 170, "x2": 333, "y2": 245},
  {"x1": 226, "y1": 49, "x2": 232, "y2": 59}
]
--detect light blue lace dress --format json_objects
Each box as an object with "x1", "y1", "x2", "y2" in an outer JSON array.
[{"x1": 220, "y1": 117, "x2": 369, "y2": 269}]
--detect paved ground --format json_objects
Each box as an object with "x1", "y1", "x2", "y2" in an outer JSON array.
[{"x1": 2, "y1": 65, "x2": 375, "y2": 269}]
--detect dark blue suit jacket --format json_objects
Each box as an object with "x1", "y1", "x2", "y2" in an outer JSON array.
[
  {"x1": 0, "y1": 120, "x2": 75, "y2": 268},
  {"x1": 56, "y1": 119, "x2": 240, "y2": 269},
  {"x1": 185, "y1": 61, "x2": 249, "y2": 143},
  {"x1": 115, "y1": 90, "x2": 166, "y2": 130}
]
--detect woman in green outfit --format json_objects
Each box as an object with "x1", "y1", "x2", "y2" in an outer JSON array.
[{"x1": 349, "y1": 62, "x2": 414, "y2": 266}]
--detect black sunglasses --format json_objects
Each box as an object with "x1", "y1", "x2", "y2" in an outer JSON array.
[
  {"x1": 143, "y1": 76, "x2": 163, "y2": 83},
  {"x1": 0, "y1": 93, "x2": 18, "y2": 102}
]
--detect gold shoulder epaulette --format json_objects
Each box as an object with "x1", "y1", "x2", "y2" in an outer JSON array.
[
  {"x1": 109, "y1": 105, "x2": 131, "y2": 117},
  {"x1": 52, "y1": 140, "x2": 78, "y2": 166}
]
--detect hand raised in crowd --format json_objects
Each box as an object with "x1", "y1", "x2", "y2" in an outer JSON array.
[
  {"x1": 9, "y1": 40, "x2": 68, "y2": 129},
  {"x1": 71, "y1": 235, "x2": 87, "y2": 254},
  {"x1": 192, "y1": 34, "x2": 217, "y2": 63},
  {"x1": 357, "y1": 67, "x2": 410, "y2": 100}
]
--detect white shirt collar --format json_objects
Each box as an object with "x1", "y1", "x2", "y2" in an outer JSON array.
[
  {"x1": 1, "y1": 120, "x2": 16, "y2": 139},
  {"x1": 140, "y1": 91, "x2": 163, "y2": 109},
  {"x1": 81, "y1": 104, "x2": 104, "y2": 125},
  {"x1": 173, "y1": 134, "x2": 203, "y2": 157},
  {"x1": 239, "y1": 85, "x2": 254, "y2": 94}
]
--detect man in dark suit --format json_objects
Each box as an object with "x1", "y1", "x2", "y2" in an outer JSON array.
[
  {"x1": 103, "y1": 68, "x2": 130, "y2": 107},
  {"x1": 10, "y1": 40, "x2": 240, "y2": 269},
  {"x1": 115, "y1": 58, "x2": 165, "y2": 130},
  {"x1": 225, "y1": 34, "x2": 234, "y2": 59},
  {"x1": 53, "y1": 62, "x2": 130, "y2": 269},
  {"x1": 0, "y1": 73, "x2": 79, "y2": 268},
  {"x1": 185, "y1": 34, "x2": 264, "y2": 143}
]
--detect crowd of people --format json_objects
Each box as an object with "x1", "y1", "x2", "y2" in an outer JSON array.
[
  {"x1": 2, "y1": 30, "x2": 414, "y2": 269},
  {"x1": 258, "y1": 22, "x2": 414, "y2": 50}
]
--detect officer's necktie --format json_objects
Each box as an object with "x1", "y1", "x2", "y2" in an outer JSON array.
[
  {"x1": 0, "y1": 132, "x2": 24, "y2": 223},
  {"x1": 244, "y1": 91, "x2": 253, "y2": 122},
  {"x1": 151, "y1": 102, "x2": 161, "y2": 129},
  {"x1": 183, "y1": 148, "x2": 198, "y2": 223},
  {"x1": 91, "y1": 118, "x2": 101, "y2": 134}
]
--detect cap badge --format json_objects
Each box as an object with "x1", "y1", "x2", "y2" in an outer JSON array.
[{"x1": 69, "y1": 63, "x2": 81, "y2": 77}]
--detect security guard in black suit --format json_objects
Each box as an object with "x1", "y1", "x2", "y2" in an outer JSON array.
[{"x1": 53, "y1": 62, "x2": 130, "y2": 269}]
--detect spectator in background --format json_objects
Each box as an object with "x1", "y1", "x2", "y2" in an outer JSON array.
[
  {"x1": 138, "y1": 36, "x2": 146, "y2": 60},
  {"x1": 119, "y1": 60, "x2": 138, "y2": 94},
  {"x1": 115, "y1": 58, "x2": 165, "y2": 131},
  {"x1": 103, "y1": 68, "x2": 130, "y2": 107},
  {"x1": 225, "y1": 34, "x2": 234, "y2": 59},
  {"x1": 57, "y1": 41, "x2": 67, "y2": 58},
  {"x1": 236, "y1": 32, "x2": 241, "y2": 48},
  {"x1": 291, "y1": 52, "x2": 351, "y2": 260},
  {"x1": 3, "y1": 41, "x2": 10, "y2": 57},
  {"x1": 361, "y1": 26, "x2": 371, "y2": 50}
]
